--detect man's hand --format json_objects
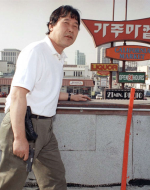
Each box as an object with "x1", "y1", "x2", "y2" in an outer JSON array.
[
  {"x1": 13, "y1": 137, "x2": 29, "y2": 161},
  {"x1": 59, "y1": 92, "x2": 91, "y2": 101},
  {"x1": 71, "y1": 94, "x2": 91, "y2": 101}
]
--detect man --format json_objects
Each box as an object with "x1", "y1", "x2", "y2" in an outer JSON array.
[{"x1": 0, "y1": 5, "x2": 90, "y2": 190}]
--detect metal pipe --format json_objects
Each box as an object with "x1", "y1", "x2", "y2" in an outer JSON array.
[
  {"x1": 112, "y1": 0, "x2": 115, "y2": 21},
  {"x1": 122, "y1": 0, "x2": 128, "y2": 89},
  {"x1": 57, "y1": 107, "x2": 150, "y2": 112},
  {"x1": 0, "y1": 105, "x2": 149, "y2": 112},
  {"x1": 109, "y1": 0, "x2": 115, "y2": 89}
]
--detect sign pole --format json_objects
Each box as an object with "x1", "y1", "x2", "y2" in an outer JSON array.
[
  {"x1": 121, "y1": 88, "x2": 135, "y2": 190},
  {"x1": 109, "y1": 0, "x2": 115, "y2": 89},
  {"x1": 122, "y1": 0, "x2": 128, "y2": 89}
]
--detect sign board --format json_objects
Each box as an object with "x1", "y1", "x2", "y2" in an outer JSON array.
[
  {"x1": 69, "y1": 81, "x2": 83, "y2": 86},
  {"x1": 106, "y1": 45, "x2": 150, "y2": 61},
  {"x1": 118, "y1": 72, "x2": 145, "y2": 83},
  {"x1": 101, "y1": 77, "x2": 107, "y2": 87},
  {"x1": 97, "y1": 71, "x2": 110, "y2": 76},
  {"x1": 105, "y1": 89, "x2": 144, "y2": 100},
  {"x1": 82, "y1": 17, "x2": 150, "y2": 47},
  {"x1": 91, "y1": 63, "x2": 118, "y2": 71}
]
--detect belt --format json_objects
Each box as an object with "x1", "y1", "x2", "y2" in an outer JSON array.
[{"x1": 31, "y1": 114, "x2": 52, "y2": 119}]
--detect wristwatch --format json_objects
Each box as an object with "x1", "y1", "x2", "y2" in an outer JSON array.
[{"x1": 68, "y1": 93, "x2": 71, "y2": 101}]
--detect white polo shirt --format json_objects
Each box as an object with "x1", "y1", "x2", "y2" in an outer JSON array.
[{"x1": 5, "y1": 36, "x2": 67, "y2": 117}]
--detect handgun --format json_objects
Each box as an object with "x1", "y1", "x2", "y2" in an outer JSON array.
[{"x1": 26, "y1": 146, "x2": 35, "y2": 172}]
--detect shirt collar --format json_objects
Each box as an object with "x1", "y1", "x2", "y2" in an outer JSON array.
[{"x1": 44, "y1": 36, "x2": 67, "y2": 60}]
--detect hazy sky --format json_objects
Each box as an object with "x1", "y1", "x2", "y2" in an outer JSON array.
[{"x1": 0, "y1": 0, "x2": 150, "y2": 66}]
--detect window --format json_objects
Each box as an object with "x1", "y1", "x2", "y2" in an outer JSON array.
[
  {"x1": 74, "y1": 71, "x2": 75, "y2": 76},
  {"x1": 64, "y1": 72, "x2": 65, "y2": 76}
]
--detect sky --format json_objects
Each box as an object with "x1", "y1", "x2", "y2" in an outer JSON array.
[{"x1": 0, "y1": 0, "x2": 150, "y2": 66}]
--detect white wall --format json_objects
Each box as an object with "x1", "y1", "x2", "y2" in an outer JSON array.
[
  {"x1": 0, "y1": 61, "x2": 7, "y2": 73},
  {"x1": 1, "y1": 113, "x2": 150, "y2": 190}
]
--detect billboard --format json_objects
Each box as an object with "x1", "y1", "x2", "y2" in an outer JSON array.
[
  {"x1": 106, "y1": 45, "x2": 150, "y2": 61},
  {"x1": 82, "y1": 17, "x2": 150, "y2": 47},
  {"x1": 118, "y1": 72, "x2": 145, "y2": 83},
  {"x1": 105, "y1": 89, "x2": 144, "y2": 100},
  {"x1": 91, "y1": 63, "x2": 118, "y2": 71}
]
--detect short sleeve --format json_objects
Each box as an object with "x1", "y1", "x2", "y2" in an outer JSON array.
[{"x1": 12, "y1": 48, "x2": 41, "y2": 92}]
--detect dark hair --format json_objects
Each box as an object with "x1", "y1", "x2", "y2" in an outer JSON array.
[{"x1": 46, "y1": 5, "x2": 80, "y2": 35}]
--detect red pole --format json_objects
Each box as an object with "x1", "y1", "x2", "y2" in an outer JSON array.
[{"x1": 121, "y1": 88, "x2": 135, "y2": 190}]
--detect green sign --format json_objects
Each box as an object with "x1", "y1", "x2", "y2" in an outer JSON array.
[{"x1": 118, "y1": 72, "x2": 145, "y2": 83}]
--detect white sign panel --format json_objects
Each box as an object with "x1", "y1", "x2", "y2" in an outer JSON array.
[
  {"x1": 69, "y1": 81, "x2": 83, "y2": 86},
  {"x1": 101, "y1": 78, "x2": 107, "y2": 87}
]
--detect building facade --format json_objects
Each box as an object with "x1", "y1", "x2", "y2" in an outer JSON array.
[
  {"x1": 61, "y1": 64, "x2": 94, "y2": 96},
  {"x1": 75, "y1": 50, "x2": 86, "y2": 65},
  {"x1": 63, "y1": 65, "x2": 91, "y2": 79},
  {"x1": 136, "y1": 65, "x2": 150, "y2": 90},
  {"x1": 1, "y1": 49, "x2": 20, "y2": 64},
  {"x1": 0, "y1": 60, "x2": 15, "y2": 74}
]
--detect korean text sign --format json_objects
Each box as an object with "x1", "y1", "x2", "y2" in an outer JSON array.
[{"x1": 82, "y1": 18, "x2": 150, "y2": 47}]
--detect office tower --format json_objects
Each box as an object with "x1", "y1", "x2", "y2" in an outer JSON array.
[
  {"x1": 100, "y1": 47, "x2": 118, "y2": 64},
  {"x1": 75, "y1": 50, "x2": 86, "y2": 65},
  {"x1": 1, "y1": 49, "x2": 21, "y2": 64},
  {"x1": 96, "y1": 43, "x2": 117, "y2": 63}
]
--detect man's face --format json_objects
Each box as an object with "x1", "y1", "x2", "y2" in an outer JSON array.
[{"x1": 49, "y1": 14, "x2": 79, "y2": 54}]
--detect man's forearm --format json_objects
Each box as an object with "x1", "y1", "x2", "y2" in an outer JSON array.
[
  {"x1": 59, "y1": 92, "x2": 69, "y2": 101},
  {"x1": 10, "y1": 94, "x2": 27, "y2": 139}
]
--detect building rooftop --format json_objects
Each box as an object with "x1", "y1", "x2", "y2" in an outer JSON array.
[
  {"x1": 0, "y1": 60, "x2": 7, "y2": 62},
  {"x1": 63, "y1": 65, "x2": 77, "y2": 67},
  {"x1": 1, "y1": 49, "x2": 21, "y2": 52},
  {"x1": 0, "y1": 60, "x2": 14, "y2": 64}
]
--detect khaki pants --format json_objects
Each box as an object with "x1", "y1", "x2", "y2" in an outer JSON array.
[{"x1": 0, "y1": 111, "x2": 67, "y2": 190}]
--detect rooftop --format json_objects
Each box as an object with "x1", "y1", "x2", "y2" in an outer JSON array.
[{"x1": 1, "y1": 49, "x2": 21, "y2": 52}]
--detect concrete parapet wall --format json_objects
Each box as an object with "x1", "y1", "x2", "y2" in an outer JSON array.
[{"x1": 0, "y1": 112, "x2": 150, "y2": 189}]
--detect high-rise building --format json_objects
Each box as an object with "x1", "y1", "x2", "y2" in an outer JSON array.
[
  {"x1": 100, "y1": 47, "x2": 118, "y2": 64},
  {"x1": 1, "y1": 49, "x2": 21, "y2": 64},
  {"x1": 75, "y1": 50, "x2": 86, "y2": 65},
  {"x1": 96, "y1": 43, "x2": 118, "y2": 64}
]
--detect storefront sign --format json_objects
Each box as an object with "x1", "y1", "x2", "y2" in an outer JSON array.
[
  {"x1": 82, "y1": 17, "x2": 150, "y2": 47},
  {"x1": 106, "y1": 45, "x2": 150, "y2": 61},
  {"x1": 118, "y1": 72, "x2": 145, "y2": 83},
  {"x1": 105, "y1": 89, "x2": 144, "y2": 100},
  {"x1": 97, "y1": 71, "x2": 110, "y2": 76},
  {"x1": 69, "y1": 81, "x2": 83, "y2": 86},
  {"x1": 91, "y1": 63, "x2": 118, "y2": 71}
]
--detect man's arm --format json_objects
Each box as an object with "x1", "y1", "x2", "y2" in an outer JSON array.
[
  {"x1": 10, "y1": 86, "x2": 29, "y2": 161},
  {"x1": 59, "y1": 92, "x2": 91, "y2": 101}
]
